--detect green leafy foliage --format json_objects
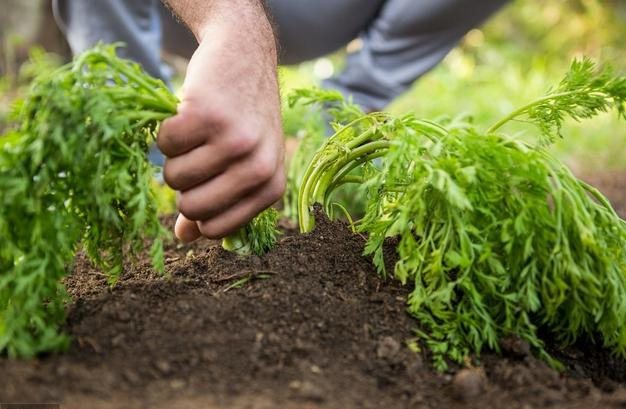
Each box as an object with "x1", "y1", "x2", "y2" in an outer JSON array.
[
  {"x1": 2, "y1": 48, "x2": 63, "y2": 134},
  {"x1": 488, "y1": 58, "x2": 626, "y2": 144},
  {"x1": 0, "y1": 44, "x2": 177, "y2": 357},
  {"x1": 297, "y1": 59, "x2": 626, "y2": 370},
  {"x1": 0, "y1": 44, "x2": 279, "y2": 357},
  {"x1": 222, "y1": 208, "x2": 280, "y2": 256}
]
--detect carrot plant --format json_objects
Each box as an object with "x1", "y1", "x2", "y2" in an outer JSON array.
[
  {"x1": 222, "y1": 207, "x2": 279, "y2": 256},
  {"x1": 284, "y1": 89, "x2": 371, "y2": 224},
  {"x1": 0, "y1": 44, "x2": 277, "y2": 357},
  {"x1": 296, "y1": 58, "x2": 626, "y2": 370}
]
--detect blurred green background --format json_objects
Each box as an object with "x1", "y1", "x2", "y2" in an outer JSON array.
[
  {"x1": 280, "y1": 0, "x2": 626, "y2": 173},
  {"x1": 1, "y1": 0, "x2": 625, "y2": 174}
]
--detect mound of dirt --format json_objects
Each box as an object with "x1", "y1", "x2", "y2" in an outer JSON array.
[{"x1": 1, "y1": 172, "x2": 625, "y2": 409}]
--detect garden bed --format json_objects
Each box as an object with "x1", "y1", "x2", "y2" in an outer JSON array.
[{"x1": 1, "y1": 171, "x2": 625, "y2": 409}]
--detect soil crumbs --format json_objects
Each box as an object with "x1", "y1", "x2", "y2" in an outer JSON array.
[{"x1": 1, "y1": 171, "x2": 626, "y2": 409}]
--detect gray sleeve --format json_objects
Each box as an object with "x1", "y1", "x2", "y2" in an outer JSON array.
[
  {"x1": 322, "y1": 0, "x2": 509, "y2": 111},
  {"x1": 52, "y1": 0, "x2": 170, "y2": 82}
]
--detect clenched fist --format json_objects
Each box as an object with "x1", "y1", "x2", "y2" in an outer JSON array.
[{"x1": 158, "y1": 0, "x2": 285, "y2": 243}]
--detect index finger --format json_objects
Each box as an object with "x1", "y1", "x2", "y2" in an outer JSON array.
[{"x1": 157, "y1": 101, "x2": 214, "y2": 157}]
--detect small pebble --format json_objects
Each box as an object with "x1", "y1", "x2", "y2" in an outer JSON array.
[
  {"x1": 123, "y1": 369, "x2": 141, "y2": 385},
  {"x1": 116, "y1": 310, "x2": 131, "y2": 322},
  {"x1": 154, "y1": 359, "x2": 171, "y2": 375},
  {"x1": 377, "y1": 336, "x2": 401, "y2": 360},
  {"x1": 298, "y1": 381, "x2": 325, "y2": 402},
  {"x1": 201, "y1": 349, "x2": 217, "y2": 363},
  {"x1": 111, "y1": 333, "x2": 126, "y2": 347},
  {"x1": 56, "y1": 363, "x2": 69, "y2": 377},
  {"x1": 451, "y1": 368, "x2": 485, "y2": 401},
  {"x1": 176, "y1": 300, "x2": 191, "y2": 311},
  {"x1": 500, "y1": 336, "x2": 531, "y2": 358},
  {"x1": 290, "y1": 380, "x2": 325, "y2": 403},
  {"x1": 170, "y1": 379, "x2": 186, "y2": 389}
]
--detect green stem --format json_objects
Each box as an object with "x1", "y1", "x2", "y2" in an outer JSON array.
[
  {"x1": 412, "y1": 119, "x2": 450, "y2": 137},
  {"x1": 331, "y1": 202, "x2": 357, "y2": 233},
  {"x1": 298, "y1": 126, "x2": 377, "y2": 231},
  {"x1": 221, "y1": 229, "x2": 251, "y2": 255},
  {"x1": 124, "y1": 111, "x2": 172, "y2": 122},
  {"x1": 487, "y1": 90, "x2": 605, "y2": 134},
  {"x1": 327, "y1": 151, "x2": 387, "y2": 193},
  {"x1": 579, "y1": 180, "x2": 616, "y2": 213},
  {"x1": 106, "y1": 90, "x2": 175, "y2": 113},
  {"x1": 82, "y1": 51, "x2": 178, "y2": 113},
  {"x1": 332, "y1": 175, "x2": 364, "y2": 186},
  {"x1": 296, "y1": 113, "x2": 387, "y2": 213},
  {"x1": 381, "y1": 186, "x2": 408, "y2": 193},
  {"x1": 112, "y1": 63, "x2": 176, "y2": 112},
  {"x1": 299, "y1": 139, "x2": 390, "y2": 233},
  {"x1": 297, "y1": 116, "x2": 444, "y2": 233},
  {"x1": 312, "y1": 140, "x2": 390, "y2": 203}
]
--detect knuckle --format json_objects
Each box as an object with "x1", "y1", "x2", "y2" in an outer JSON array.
[
  {"x1": 180, "y1": 100, "x2": 211, "y2": 123},
  {"x1": 177, "y1": 192, "x2": 218, "y2": 221},
  {"x1": 269, "y1": 174, "x2": 286, "y2": 201},
  {"x1": 159, "y1": 104, "x2": 225, "y2": 156},
  {"x1": 198, "y1": 220, "x2": 225, "y2": 240},
  {"x1": 156, "y1": 130, "x2": 173, "y2": 155},
  {"x1": 186, "y1": 102, "x2": 229, "y2": 137},
  {"x1": 224, "y1": 129, "x2": 260, "y2": 157},
  {"x1": 176, "y1": 194, "x2": 198, "y2": 220},
  {"x1": 265, "y1": 186, "x2": 285, "y2": 206},
  {"x1": 163, "y1": 161, "x2": 183, "y2": 190},
  {"x1": 251, "y1": 157, "x2": 276, "y2": 183},
  {"x1": 200, "y1": 103, "x2": 230, "y2": 128}
]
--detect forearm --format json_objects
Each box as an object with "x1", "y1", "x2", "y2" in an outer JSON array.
[{"x1": 163, "y1": 0, "x2": 274, "y2": 46}]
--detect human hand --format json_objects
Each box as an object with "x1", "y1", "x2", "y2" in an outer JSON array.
[{"x1": 157, "y1": 1, "x2": 285, "y2": 242}]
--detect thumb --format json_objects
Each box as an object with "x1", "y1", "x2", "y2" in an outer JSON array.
[{"x1": 175, "y1": 213, "x2": 202, "y2": 243}]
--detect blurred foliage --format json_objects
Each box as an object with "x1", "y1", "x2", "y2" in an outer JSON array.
[
  {"x1": 480, "y1": 0, "x2": 625, "y2": 66},
  {"x1": 1, "y1": 47, "x2": 63, "y2": 132},
  {"x1": 283, "y1": 0, "x2": 626, "y2": 172},
  {"x1": 150, "y1": 179, "x2": 178, "y2": 214},
  {"x1": 0, "y1": 78, "x2": 9, "y2": 131},
  {"x1": 394, "y1": 0, "x2": 626, "y2": 172}
]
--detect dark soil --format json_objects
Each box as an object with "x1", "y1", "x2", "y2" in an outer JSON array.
[{"x1": 1, "y1": 172, "x2": 626, "y2": 409}]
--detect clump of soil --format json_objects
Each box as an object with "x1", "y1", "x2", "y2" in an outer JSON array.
[{"x1": 1, "y1": 173, "x2": 625, "y2": 409}]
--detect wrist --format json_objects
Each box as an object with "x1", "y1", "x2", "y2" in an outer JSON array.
[
  {"x1": 165, "y1": 0, "x2": 275, "y2": 55},
  {"x1": 193, "y1": 0, "x2": 275, "y2": 52}
]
